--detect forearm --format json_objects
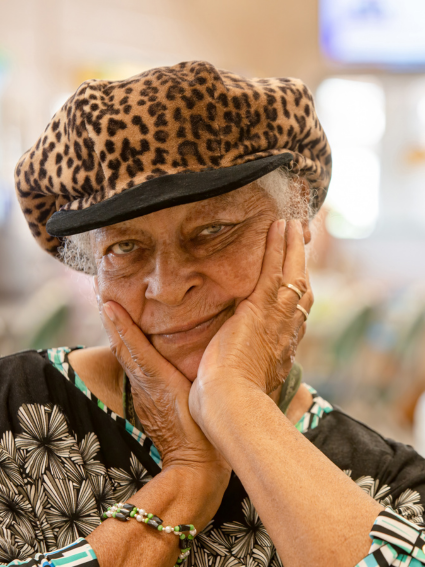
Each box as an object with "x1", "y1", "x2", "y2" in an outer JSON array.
[
  {"x1": 87, "y1": 465, "x2": 228, "y2": 567},
  {"x1": 197, "y1": 383, "x2": 383, "y2": 567}
]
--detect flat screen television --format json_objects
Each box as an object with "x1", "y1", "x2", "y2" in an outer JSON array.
[{"x1": 320, "y1": 0, "x2": 425, "y2": 68}]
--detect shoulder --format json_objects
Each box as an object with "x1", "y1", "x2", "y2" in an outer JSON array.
[
  {"x1": 68, "y1": 345, "x2": 119, "y2": 386},
  {"x1": 0, "y1": 348, "x2": 51, "y2": 387},
  {"x1": 308, "y1": 406, "x2": 425, "y2": 517},
  {"x1": 0, "y1": 349, "x2": 60, "y2": 433}
]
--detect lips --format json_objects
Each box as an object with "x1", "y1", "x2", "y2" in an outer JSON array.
[
  {"x1": 149, "y1": 305, "x2": 234, "y2": 345},
  {"x1": 153, "y1": 310, "x2": 225, "y2": 336}
]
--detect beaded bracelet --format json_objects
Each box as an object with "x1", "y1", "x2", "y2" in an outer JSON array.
[{"x1": 102, "y1": 502, "x2": 197, "y2": 565}]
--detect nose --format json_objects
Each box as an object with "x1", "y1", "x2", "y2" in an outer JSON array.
[{"x1": 144, "y1": 250, "x2": 203, "y2": 306}]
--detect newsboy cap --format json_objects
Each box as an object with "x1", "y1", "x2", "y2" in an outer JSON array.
[{"x1": 15, "y1": 60, "x2": 332, "y2": 257}]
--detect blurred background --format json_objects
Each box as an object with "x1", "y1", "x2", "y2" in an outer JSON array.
[{"x1": 1, "y1": 0, "x2": 425, "y2": 449}]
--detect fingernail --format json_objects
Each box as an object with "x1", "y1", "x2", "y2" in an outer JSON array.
[
  {"x1": 103, "y1": 302, "x2": 116, "y2": 322},
  {"x1": 277, "y1": 219, "x2": 286, "y2": 236}
]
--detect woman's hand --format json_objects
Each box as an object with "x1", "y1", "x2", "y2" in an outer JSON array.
[
  {"x1": 100, "y1": 298, "x2": 230, "y2": 477},
  {"x1": 189, "y1": 219, "x2": 312, "y2": 421}
]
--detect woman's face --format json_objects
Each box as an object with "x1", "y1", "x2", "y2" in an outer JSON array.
[{"x1": 94, "y1": 185, "x2": 280, "y2": 380}]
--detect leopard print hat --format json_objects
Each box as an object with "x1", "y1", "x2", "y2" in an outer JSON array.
[{"x1": 15, "y1": 60, "x2": 332, "y2": 259}]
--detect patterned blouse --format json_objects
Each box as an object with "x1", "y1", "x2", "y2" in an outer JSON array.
[{"x1": 0, "y1": 346, "x2": 425, "y2": 567}]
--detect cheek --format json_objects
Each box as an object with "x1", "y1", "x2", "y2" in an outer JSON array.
[
  {"x1": 96, "y1": 269, "x2": 147, "y2": 323},
  {"x1": 208, "y1": 237, "x2": 266, "y2": 300}
]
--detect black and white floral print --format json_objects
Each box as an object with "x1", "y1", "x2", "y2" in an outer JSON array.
[
  {"x1": 187, "y1": 498, "x2": 280, "y2": 567},
  {"x1": 345, "y1": 470, "x2": 425, "y2": 525},
  {"x1": 43, "y1": 474, "x2": 99, "y2": 547},
  {"x1": 0, "y1": 526, "x2": 32, "y2": 564},
  {"x1": 15, "y1": 405, "x2": 76, "y2": 480},
  {"x1": 89, "y1": 474, "x2": 114, "y2": 516},
  {"x1": 108, "y1": 452, "x2": 151, "y2": 502},
  {"x1": 0, "y1": 403, "x2": 150, "y2": 559}
]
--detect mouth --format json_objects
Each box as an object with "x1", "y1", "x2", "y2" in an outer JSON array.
[{"x1": 151, "y1": 305, "x2": 233, "y2": 345}]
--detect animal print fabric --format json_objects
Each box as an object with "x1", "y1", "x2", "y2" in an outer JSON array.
[{"x1": 14, "y1": 60, "x2": 331, "y2": 260}]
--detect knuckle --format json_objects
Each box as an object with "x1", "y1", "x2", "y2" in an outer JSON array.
[{"x1": 293, "y1": 277, "x2": 308, "y2": 295}]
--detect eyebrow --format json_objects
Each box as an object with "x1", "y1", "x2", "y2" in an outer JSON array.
[
  {"x1": 186, "y1": 191, "x2": 247, "y2": 218},
  {"x1": 95, "y1": 223, "x2": 150, "y2": 241}
]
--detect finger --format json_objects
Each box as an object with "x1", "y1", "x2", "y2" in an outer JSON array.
[
  {"x1": 280, "y1": 220, "x2": 308, "y2": 304},
  {"x1": 103, "y1": 301, "x2": 183, "y2": 385},
  {"x1": 250, "y1": 219, "x2": 286, "y2": 304},
  {"x1": 292, "y1": 271, "x2": 314, "y2": 329},
  {"x1": 297, "y1": 322, "x2": 307, "y2": 344}
]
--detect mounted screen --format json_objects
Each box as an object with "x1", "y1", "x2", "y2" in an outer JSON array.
[{"x1": 320, "y1": 0, "x2": 425, "y2": 68}]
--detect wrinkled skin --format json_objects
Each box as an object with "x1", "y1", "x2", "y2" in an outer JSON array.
[{"x1": 95, "y1": 184, "x2": 312, "y2": 467}]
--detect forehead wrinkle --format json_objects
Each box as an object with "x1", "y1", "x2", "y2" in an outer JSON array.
[
  {"x1": 94, "y1": 220, "x2": 151, "y2": 242},
  {"x1": 185, "y1": 184, "x2": 263, "y2": 221}
]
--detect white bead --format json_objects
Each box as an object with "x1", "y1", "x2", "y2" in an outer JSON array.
[
  {"x1": 106, "y1": 511, "x2": 112, "y2": 518},
  {"x1": 118, "y1": 502, "x2": 124, "y2": 507},
  {"x1": 136, "y1": 515, "x2": 143, "y2": 522},
  {"x1": 138, "y1": 508, "x2": 146, "y2": 516},
  {"x1": 174, "y1": 530, "x2": 181, "y2": 535},
  {"x1": 189, "y1": 529, "x2": 197, "y2": 536},
  {"x1": 164, "y1": 526, "x2": 173, "y2": 533}
]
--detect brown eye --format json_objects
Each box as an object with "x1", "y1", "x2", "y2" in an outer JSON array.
[
  {"x1": 111, "y1": 241, "x2": 138, "y2": 255},
  {"x1": 200, "y1": 224, "x2": 224, "y2": 236}
]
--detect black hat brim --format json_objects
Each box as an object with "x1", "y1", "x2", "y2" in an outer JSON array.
[{"x1": 46, "y1": 152, "x2": 293, "y2": 237}]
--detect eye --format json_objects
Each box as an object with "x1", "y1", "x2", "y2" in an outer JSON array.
[
  {"x1": 110, "y1": 241, "x2": 139, "y2": 255},
  {"x1": 199, "y1": 224, "x2": 225, "y2": 236}
]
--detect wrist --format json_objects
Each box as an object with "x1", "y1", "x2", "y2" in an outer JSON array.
[
  {"x1": 190, "y1": 377, "x2": 272, "y2": 451},
  {"x1": 190, "y1": 372, "x2": 260, "y2": 426},
  {"x1": 156, "y1": 463, "x2": 230, "y2": 530}
]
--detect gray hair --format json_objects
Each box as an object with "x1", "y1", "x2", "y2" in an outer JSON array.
[{"x1": 58, "y1": 168, "x2": 313, "y2": 275}]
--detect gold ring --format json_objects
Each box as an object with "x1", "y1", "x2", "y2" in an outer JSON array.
[
  {"x1": 283, "y1": 283, "x2": 303, "y2": 300},
  {"x1": 296, "y1": 304, "x2": 309, "y2": 321}
]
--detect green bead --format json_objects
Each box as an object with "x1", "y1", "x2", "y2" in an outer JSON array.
[
  {"x1": 147, "y1": 513, "x2": 153, "y2": 519},
  {"x1": 189, "y1": 525, "x2": 195, "y2": 531},
  {"x1": 145, "y1": 518, "x2": 149, "y2": 523},
  {"x1": 188, "y1": 534, "x2": 194, "y2": 540},
  {"x1": 177, "y1": 560, "x2": 183, "y2": 565},
  {"x1": 174, "y1": 526, "x2": 180, "y2": 532},
  {"x1": 112, "y1": 512, "x2": 116, "y2": 518},
  {"x1": 181, "y1": 547, "x2": 190, "y2": 553},
  {"x1": 102, "y1": 512, "x2": 107, "y2": 518},
  {"x1": 130, "y1": 510, "x2": 136, "y2": 517},
  {"x1": 180, "y1": 534, "x2": 186, "y2": 540},
  {"x1": 107, "y1": 506, "x2": 112, "y2": 511},
  {"x1": 157, "y1": 525, "x2": 163, "y2": 531}
]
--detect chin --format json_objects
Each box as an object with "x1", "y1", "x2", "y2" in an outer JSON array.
[{"x1": 162, "y1": 348, "x2": 204, "y2": 382}]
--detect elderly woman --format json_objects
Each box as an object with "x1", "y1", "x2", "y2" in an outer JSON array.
[{"x1": 2, "y1": 61, "x2": 425, "y2": 567}]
